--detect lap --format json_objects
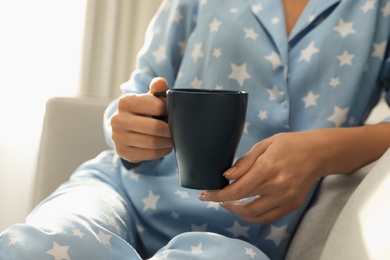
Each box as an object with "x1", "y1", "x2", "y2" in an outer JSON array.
[{"x1": 0, "y1": 151, "x2": 313, "y2": 259}]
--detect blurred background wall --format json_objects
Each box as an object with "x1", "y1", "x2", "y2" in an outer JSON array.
[{"x1": 0, "y1": 0, "x2": 161, "y2": 231}]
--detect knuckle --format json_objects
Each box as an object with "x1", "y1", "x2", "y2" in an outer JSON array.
[
  {"x1": 114, "y1": 145, "x2": 126, "y2": 158},
  {"x1": 117, "y1": 96, "x2": 130, "y2": 111},
  {"x1": 153, "y1": 99, "x2": 165, "y2": 114},
  {"x1": 225, "y1": 186, "x2": 241, "y2": 200},
  {"x1": 242, "y1": 204, "x2": 258, "y2": 217},
  {"x1": 145, "y1": 136, "x2": 160, "y2": 149},
  {"x1": 274, "y1": 174, "x2": 290, "y2": 189},
  {"x1": 149, "y1": 120, "x2": 164, "y2": 134},
  {"x1": 110, "y1": 114, "x2": 120, "y2": 128}
]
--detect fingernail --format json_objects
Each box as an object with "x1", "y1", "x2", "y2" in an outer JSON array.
[
  {"x1": 198, "y1": 192, "x2": 209, "y2": 201},
  {"x1": 223, "y1": 166, "x2": 237, "y2": 177}
]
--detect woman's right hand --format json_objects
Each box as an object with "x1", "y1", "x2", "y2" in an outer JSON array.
[{"x1": 110, "y1": 77, "x2": 172, "y2": 163}]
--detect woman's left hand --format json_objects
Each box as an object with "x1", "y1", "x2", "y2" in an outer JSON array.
[{"x1": 199, "y1": 130, "x2": 332, "y2": 224}]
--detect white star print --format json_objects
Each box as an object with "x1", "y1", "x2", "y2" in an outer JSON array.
[
  {"x1": 171, "y1": 211, "x2": 180, "y2": 219},
  {"x1": 209, "y1": 18, "x2": 222, "y2": 32},
  {"x1": 153, "y1": 45, "x2": 167, "y2": 63},
  {"x1": 265, "y1": 51, "x2": 283, "y2": 70},
  {"x1": 361, "y1": 0, "x2": 376, "y2": 13},
  {"x1": 327, "y1": 106, "x2": 350, "y2": 127},
  {"x1": 258, "y1": 110, "x2": 268, "y2": 121},
  {"x1": 130, "y1": 171, "x2": 140, "y2": 181},
  {"x1": 349, "y1": 117, "x2": 356, "y2": 126},
  {"x1": 265, "y1": 225, "x2": 289, "y2": 247},
  {"x1": 244, "y1": 122, "x2": 250, "y2": 134},
  {"x1": 302, "y1": 91, "x2": 320, "y2": 108},
  {"x1": 299, "y1": 41, "x2": 320, "y2": 63},
  {"x1": 191, "y1": 77, "x2": 203, "y2": 89},
  {"x1": 215, "y1": 84, "x2": 223, "y2": 90},
  {"x1": 271, "y1": 17, "x2": 280, "y2": 24},
  {"x1": 191, "y1": 43, "x2": 204, "y2": 62},
  {"x1": 228, "y1": 63, "x2": 251, "y2": 87},
  {"x1": 72, "y1": 229, "x2": 85, "y2": 238},
  {"x1": 206, "y1": 201, "x2": 220, "y2": 210},
  {"x1": 333, "y1": 19, "x2": 357, "y2": 38},
  {"x1": 175, "y1": 189, "x2": 190, "y2": 199},
  {"x1": 97, "y1": 230, "x2": 112, "y2": 245},
  {"x1": 245, "y1": 247, "x2": 257, "y2": 258},
  {"x1": 142, "y1": 190, "x2": 160, "y2": 212},
  {"x1": 372, "y1": 41, "x2": 387, "y2": 59},
  {"x1": 381, "y1": 2, "x2": 390, "y2": 16},
  {"x1": 191, "y1": 223, "x2": 208, "y2": 232},
  {"x1": 191, "y1": 243, "x2": 203, "y2": 254},
  {"x1": 226, "y1": 220, "x2": 250, "y2": 238},
  {"x1": 252, "y1": 4, "x2": 263, "y2": 13},
  {"x1": 230, "y1": 8, "x2": 239, "y2": 14},
  {"x1": 308, "y1": 15, "x2": 316, "y2": 23},
  {"x1": 46, "y1": 242, "x2": 71, "y2": 260},
  {"x1": 213, "y1": 48, "x2": 222, "y2": 58},
  {"x1": 267, "y1": 85, "x2": 284, "y2": 101},
  {"x1": 137, "y1": 224, "x2": 145, "y2": 233},
  {"x1": 244, "y1": 28, "x2": 259, "y2": 40},
  {"x1": 200, "y1": 0, "x2": 208, "y2": 5},
  {"x1": 337, "y1": 50, "x2": 355, "y2": 66},
  {"x1": 8, "y1": 236, "x2": 22, "y2": 245},
  {"x1": 173, "y1": 9, "x2": 183, "y2": 23},
  {"x1": 330, "y1": 77, "x2": 341, "y2": 88},
  {"x1": 178, "y1": 41, "x2": 187, "y2": 55}
]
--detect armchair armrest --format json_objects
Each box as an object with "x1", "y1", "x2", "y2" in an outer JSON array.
[{"x1": 31, "y1": 96, "x2": 112, "y2": 209}]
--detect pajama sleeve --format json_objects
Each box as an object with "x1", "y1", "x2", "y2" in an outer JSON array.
[{"x1": 103, "y1": 0, "x2": 199, "y2": 148}]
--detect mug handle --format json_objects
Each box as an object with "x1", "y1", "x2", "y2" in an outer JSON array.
[{"x1": 152, "y1": 91, "x2": 169, "y2": 123}]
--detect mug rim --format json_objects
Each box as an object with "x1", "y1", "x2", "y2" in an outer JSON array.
[{"x1": 167, "y1": 88, "x2": 247, "y2": 95}]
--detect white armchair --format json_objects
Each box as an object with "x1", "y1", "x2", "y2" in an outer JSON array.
[
  {"x1": 31, "y1": 95, "x2": 390, "y2": 260},
  {"x1": 31, "y1": 96, "x2": 112, "y2": 209}
]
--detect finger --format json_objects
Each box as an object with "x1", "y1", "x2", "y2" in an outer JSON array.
[
  {"x1": 112, "y1": 113, "x2": 171, "y2": 138},
  {"x1": 149, "y1": 77, "x2": 170, "y2": 94},
  {"x1": 219, "y1": 195, "x2": 279, "y2": 219},
  {"x1": 121, "y1": 132, "x2": 172, "y2": 149},
  {"x1": 223, "y1": 140, "x2": 271, "y2": 180},
  {"x1": 118, "y1": 94, "x2": 167, "y2": 118},
  {"x1": 200, "y1": 158, "x2": 269, "y2": 202},
  {"x1": 242, "y1": 205, "x2": 295, "y2": 225},
  {"x1": 221, "y1": 196, "x2": 304, "y2": 224}
]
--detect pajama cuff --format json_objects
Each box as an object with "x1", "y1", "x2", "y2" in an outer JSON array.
[{"x1": 120, "y1": 158, "x2": 141, "y2": 170}]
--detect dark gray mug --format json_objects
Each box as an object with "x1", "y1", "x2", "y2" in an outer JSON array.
[{"x1": 154, "y1": 89, "x2": 248, "y2": 190}]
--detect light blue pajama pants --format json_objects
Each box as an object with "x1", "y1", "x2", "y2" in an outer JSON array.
[{"x1": 0, "y1": 151, "x2": 315, "y2": 260}]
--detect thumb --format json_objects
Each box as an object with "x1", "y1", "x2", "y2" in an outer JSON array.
[{"x1": 149, "y1": 77, "x2": 170, "y2": 94}]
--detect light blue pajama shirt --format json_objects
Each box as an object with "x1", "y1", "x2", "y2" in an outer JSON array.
[{"x1": 2, "y1": 0, "x2": 390, "y2": 259}]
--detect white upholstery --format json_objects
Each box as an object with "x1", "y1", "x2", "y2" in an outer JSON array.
[
  {"x1": 31, "y1": 95, "x2": 390, "y2": 259},
  {"x1": 31, "y1": 96, "x2": 112, "y2": 209},
  {"x1": 320, "y1": 149, "x2": 390, "y2": 260}
]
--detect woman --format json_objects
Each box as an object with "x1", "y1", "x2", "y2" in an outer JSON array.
[{"x1": 1, "y1": 0, "x2": 389, "y2": 259}]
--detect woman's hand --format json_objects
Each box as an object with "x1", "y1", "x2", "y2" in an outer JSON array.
[
  {"x1": 199, "y1": 124, "x2": 390, "y2": 224},
  {"x1": 199, "y1": 130, "x2": 335, "y2": 224},
  {"x1": 110, "y1": 77, "x2": 173, "y2": 163}
]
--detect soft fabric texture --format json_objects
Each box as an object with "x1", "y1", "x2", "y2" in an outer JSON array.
[
  {"x1": 285, "y1": 161, "x2": 376, "y2": 259},
  {"x1": 1, "y1": 0, "x2": 390, "y2": 259}
]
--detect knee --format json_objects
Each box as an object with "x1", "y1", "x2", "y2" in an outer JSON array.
[
  {"x1": 1, "y1": 223, "x2": 141, "y2": 260},
  {"x1": 1, "y1": 224, "x2": 64, "y2": 259}
]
